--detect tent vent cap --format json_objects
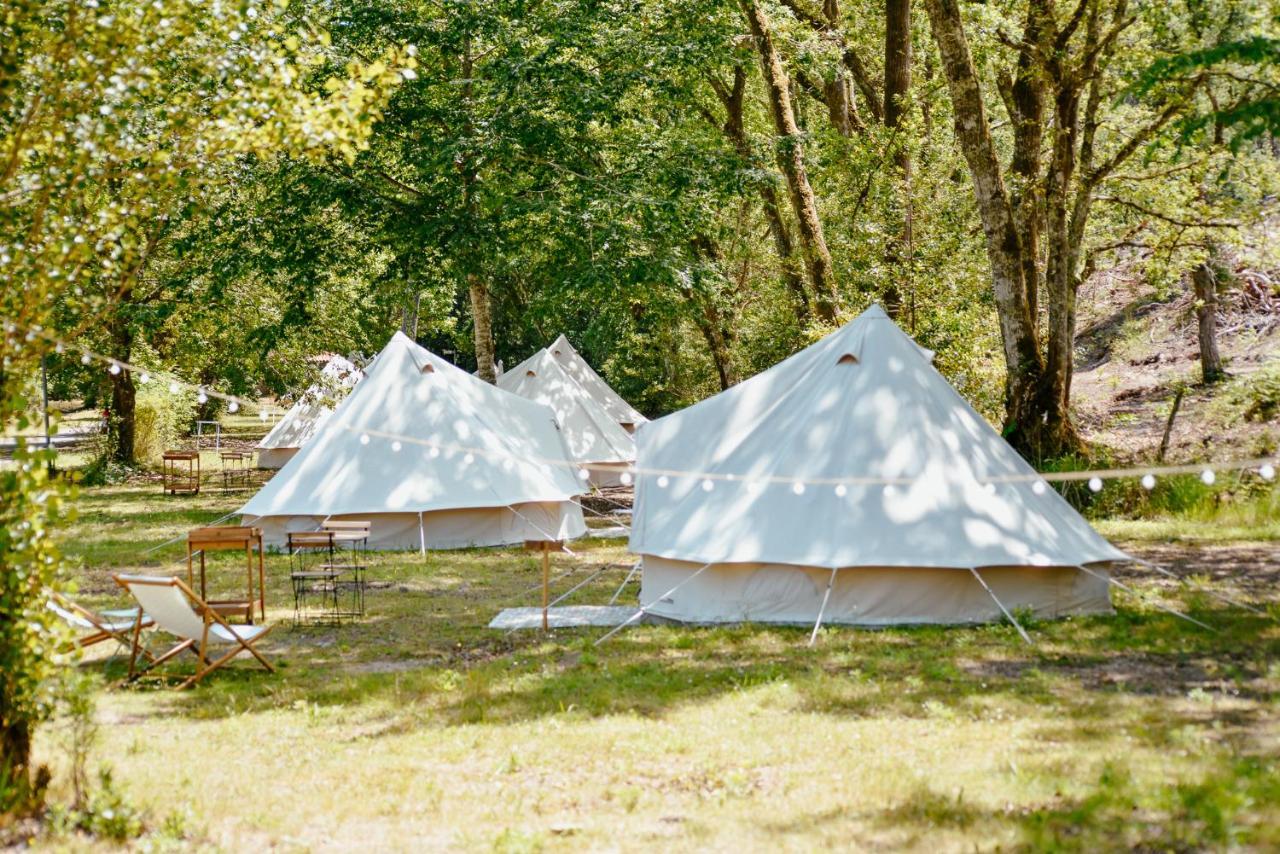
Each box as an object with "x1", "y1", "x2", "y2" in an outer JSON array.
[
  {"x1": 552, "y1": 349, "x2": 562, "y2": 356},
  {"x1": 525, "y1": 370, "x2": 536, "y2": 377},
  {"x1": 837, "y1": 353, "x2": 858, "y2": 365},
  {"x1": 421, "y1": 363, "x2": 435, "y2": 374}
]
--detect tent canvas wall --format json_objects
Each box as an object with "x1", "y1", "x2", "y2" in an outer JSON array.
[
  {"x1": 548, "y1": 334, "x2": 647, "y2": 433},
  {"x1": 628, "y1": 305, "x2": 1128, "y2": 627},
  {"x1": 257, "y1": 355, "x2": 362, "y2": 469},
  {"x1": 240, "y1": 332, "x2": 587, "y2": 549},
  {"x1": 498, "y1": 349, "x2": 636, "y2": 487}
]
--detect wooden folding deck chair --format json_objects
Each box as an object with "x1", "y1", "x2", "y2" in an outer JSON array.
[
  {"x1": 113, "y1": 574, "x2": 275, "y2": 690},
  {"x1": 49, "y1": 593, "x2": 156, "y2": 661}
]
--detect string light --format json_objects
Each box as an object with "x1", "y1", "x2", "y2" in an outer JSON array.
[
  {"x1": 464, "y1": 453, "x2": 475, "y2": 465},
  {"x1": 359, "y1": 433, "x2": 370, "y2": 445},
  {"x1": 701, "y1": 478, "x2": 714, "y2": 492},
  {"x1": 10, "y1": 318, "x2": 1280, "y2": 498},
  {"x1": 577, "y1": 468, "x2": 590, "y2": 481},
  {"x1": 391, "y1": 440, "x2": 402, "y2": 452},
  {"x1": 259, "y1": 411, "x2": 269, "y2": 422}
]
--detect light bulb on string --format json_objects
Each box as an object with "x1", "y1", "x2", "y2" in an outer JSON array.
[
  {"x1": 228, "y1": 401, "x2": 239, "y2": 413},
  {"x1": 701, "y1": 478, "x2": 714, "y2": 492},
  {"x1": 620, "y1": 471, "x2": 633, "y2": 486},
  {"x1": 429, "y1": 447, "x2": 440, "y2": 459},
  {"x1": 1141, "y1": 474, "x2": 1156, "y2": 490},
  {"x1": 834, "y1": 484, "x2": 847, "y2": 497},
  {"x1": 1088, "y1": 477, "x2": 1103, "y2": 493},
  {"x1": 792, "y1": 482, "x2": 805, "y2": 496},
  {"x1": 169, "y1": 382, "x2": 180, "y2": 394},
  {"x1": 196, "y1": 389, "x2": 208, "y2": 404},
  {"x1": 578, "y1": 468, "x2": 590, "y2": 481},
  {"x1": 1260, "y1": 464, "x2": 1275, "y2": 481},
  {"x1": 80, "y1": 353, "x2": 91, "y2": 365},
  {"x1": 108, "y1": 362, "x2": 120, "y2": 375},
  {"x1": 657, "y1": 475, "x2": 669, "y2": 488},
  {"x1": 259, "y1": 411, "x2": 268, "y2": 422},
  {"x1": 1201, "y1": 469, "x2": 1216, "y2": 486},
  {"x1": 55, "y1": 342, "x2": 64, "y2": 354},
  {"x1": 139, "y1": 372, "x2": 150, "y2": 384},
  {"x1": 464, "y1": 453, "x2": 475, "y2": 465},
  {"x1": 359, "y1": 433, "x2": 370, "y2": 445},
  {"x1": 391, "y1": 441, "x2": 402, "y2": 452},
  {"x1": 1032, "y1": 480, "x2": 1047, "y2": 495}
]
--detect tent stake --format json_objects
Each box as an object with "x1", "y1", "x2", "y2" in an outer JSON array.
[
  {"x1": 595, "y1": 561, "x2": 714, "y2": 646},
  {"x1": 808, "y1": 568, "x2": 839, "y2": 647},
  {"x1": 609, "y1": 561, "x2": 641, "y2": 605},
  {"x1": 969, "y1": 568, "x2": 1033, "y2": 644},
  {"x1": 1076, "y1": 564, "x2": 1216, "y2": 632}
]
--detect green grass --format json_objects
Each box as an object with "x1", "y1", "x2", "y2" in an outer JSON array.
[{"x1": 29, "y1": 483, "x2": 1280, "y2": 850}]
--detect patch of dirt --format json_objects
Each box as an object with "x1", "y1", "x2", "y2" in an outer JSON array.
[{"x1": 1072, "y1": 252, "x2": 1280, "y2": 462}]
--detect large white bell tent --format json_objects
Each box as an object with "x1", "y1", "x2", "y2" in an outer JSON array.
[
  {"x1": 240, "y1": 332, "x2": 587, "y2": 550},
  {"x1": 548, "y1": 334, "x2": 647, "y2": 433},
  {"x1": 257, "y1": 355, "x2": 362, "y2": 469},
  {"x1": 498, "y1": 348, "x2": 636, "y2": 487},
  {"x1": 627, "y1": 305, "x2": 1130, "y2": 628}
]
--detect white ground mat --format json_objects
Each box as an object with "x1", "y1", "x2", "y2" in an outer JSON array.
[{"x1": 488, "y1": 605, "x2": 639, "y2": 630}]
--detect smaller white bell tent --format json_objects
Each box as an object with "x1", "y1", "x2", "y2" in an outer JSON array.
[
  {"x1": 257, "y1": 355, "x2": 362, "y2": 469},
  {"x1": 548, "y1": 334, "x2": 647, "y2": 433},
  {"x1": 628, "y1": 305, "x2": 1129, "y2": 627},
  {"x1": 498, "y1": 349, "x2": 636, "y2": 487},
  {"x1": 240, "y1": 332, "x2": 587, "y2": 550}
]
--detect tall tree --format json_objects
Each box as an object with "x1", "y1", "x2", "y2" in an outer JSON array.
[
  {"x1": 882, "y1": 0, "x2": 913, "y2": 318},
  {"x1": 923, "y1": 0, "x2": 1205, "y2": 459},
  {"x1": 740, "y1": 0, "x2": 841, "y2": 321}
]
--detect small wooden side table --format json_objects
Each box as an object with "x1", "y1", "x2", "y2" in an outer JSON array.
[{"x1": 187, "y1": 526, "x2": 265, "y2": 623}]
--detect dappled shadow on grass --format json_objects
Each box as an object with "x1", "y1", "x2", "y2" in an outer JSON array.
[{"x1": 871, "y1": 756, "x2": 1280, "y2": 851}]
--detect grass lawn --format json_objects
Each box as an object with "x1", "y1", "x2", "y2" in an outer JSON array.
[{"x1": 30, "y1": 482, "x2": 1280, "y2": 851}]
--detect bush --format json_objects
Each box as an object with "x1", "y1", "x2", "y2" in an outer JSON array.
[{"x1": 132, "y1": 378, "x2": 198, "y2": 465}]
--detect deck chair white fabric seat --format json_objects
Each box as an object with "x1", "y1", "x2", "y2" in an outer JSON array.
[
  {"x1": 114, "y1": 574, "x2": 274, "y2": 689},
  {"x1": 49, "y1": 594, "x2": 155, "y2": 656}
]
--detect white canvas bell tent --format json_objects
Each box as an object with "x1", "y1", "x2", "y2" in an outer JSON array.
[
  {"x1": 548, "y1": 334, "x2": 647, "y2": 433},
  {"x1": 257, "y1": 355, "x2": 362, "y2": 469},
  {"x1": 240, "y1": 332, "x2": 587, "y2": 550},
  {"x1": 498, "y1": 349, "x2": 636, "y2": 487},
  {"x1": 628, "y1": 305, "x2": 1129, "y2": 627}
]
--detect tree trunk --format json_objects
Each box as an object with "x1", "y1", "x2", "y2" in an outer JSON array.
[
  {"x1": 1193, "y1": 262, "x2": 1225, "y2": 384},
  {"x1": 712, "y1": 67, "x2": 813, "y2": 322},
  {"x1": 108, "y1": 299, "x2": 135, "y2": 465},
  {"x1": 924, "y1": 0, "x2": 1040, "y2": 385},
  {"x1": 1, "y1": 718, "x2": 33, "y2": 813},
  {"x1": 882, "y1": 0, "x2": 913, "y2": 318},
  {"x1": 740, "y1": 0, "x2": 840, "y2": 322},
  {"x1": 469, "y1": 274, "x2": 497, "y2": 384}
]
